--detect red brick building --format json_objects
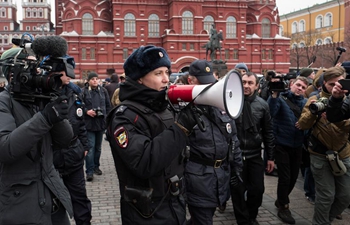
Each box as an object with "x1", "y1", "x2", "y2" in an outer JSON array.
[{"x1": 0, "y1": 0, "x2": 291, "y2": 80}]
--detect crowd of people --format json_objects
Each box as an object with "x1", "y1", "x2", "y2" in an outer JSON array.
[{"x1": 1, "y1": 39, "x2": 350, "y2": 225}]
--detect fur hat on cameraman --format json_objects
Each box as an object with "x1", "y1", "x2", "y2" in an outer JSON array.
[
  {"x1": 1, "y1": 48, "x2": 27, "y2": 80},
  {"x1": 123, "y1": 45, "x2": 171, "y2": 81}
]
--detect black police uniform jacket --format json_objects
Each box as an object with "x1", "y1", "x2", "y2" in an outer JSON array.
[
  {"x1": 107, "y1": 79, "x2": 188, "y2": 225},
  {"x1": 82, "y1": 84, "x2": 111, "y2": 131},
  {"x1": 0, "y1": 89, "x2": 74, "y2": 224},
  {"x1": 53, "y1": 83, "x2": 90, "y2": 175},
  {"x1": 185, "y1": 106, "x2": 243, "y2": 208}
]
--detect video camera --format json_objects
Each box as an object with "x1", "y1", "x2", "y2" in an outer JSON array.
[
  {"x1": 268, "y1": 72, "x2": 297, "y2": 92},
  {"x1": 0, "y1": 33, "x2": 74, "y2": 106}
]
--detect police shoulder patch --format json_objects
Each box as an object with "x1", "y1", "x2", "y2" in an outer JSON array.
[{"x1": 114, "y1": 126, "x2": 128, "y2": 148}]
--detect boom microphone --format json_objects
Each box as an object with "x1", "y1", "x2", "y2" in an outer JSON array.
[
  {"x1": 30, "y1": 36, "x2": 68, "y2": 57},
  {"x1": 167, "y1": 69, "x2": 244, "y2": 119}
]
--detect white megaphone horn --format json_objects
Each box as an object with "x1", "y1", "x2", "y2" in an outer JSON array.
[{"x1": 167, "y1": 69, "x2": 244, "y2": 119}]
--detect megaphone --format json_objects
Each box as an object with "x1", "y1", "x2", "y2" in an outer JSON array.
[{"x1": 167, "y1": 69, "x2": 243, "y2": 119}]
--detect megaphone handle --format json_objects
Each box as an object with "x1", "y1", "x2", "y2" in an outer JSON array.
[{"x1": 194, "y1": 114, "x2": 206, "y2": 132}]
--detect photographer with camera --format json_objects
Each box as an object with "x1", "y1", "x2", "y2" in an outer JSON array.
[
  {"x1": 82, "y1": 72, "x2": 111, "y2": 181},
  {"x1": 302, "y1": 66, "x2": 350, "y2": 225},
  {"x1": 267, "y1": 76, "x2": 308, "y2": 224},
  {"x1": 0, "y1": 47, "x2": 74, "y2": 224},
  {"x1": 106, "y1": 45, "x2": 197, "y2": 224}
]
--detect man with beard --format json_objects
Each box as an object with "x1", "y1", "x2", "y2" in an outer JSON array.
[
  {"x1": 106, "y1": 45, "x2": 197, "y2": 225},
  {"x1": 231, "y1": 72, "x2": 275, "y2": 225}
]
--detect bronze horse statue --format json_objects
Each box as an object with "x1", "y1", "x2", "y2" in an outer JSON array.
[{"x1": 202, "y1": 31, "x2": 224, "y2": 62}]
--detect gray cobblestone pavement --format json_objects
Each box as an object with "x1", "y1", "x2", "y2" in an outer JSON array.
[{"x1": 70, "y1": 139, "x2": 350, "y2": 225}]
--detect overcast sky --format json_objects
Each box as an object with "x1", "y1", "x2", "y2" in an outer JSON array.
[
  {"x1": 14, "y1": 0, "x2": 329, "y2": 25},
  {"x1": 276, "y1": 0, "x2": 329, "y2": 15}
]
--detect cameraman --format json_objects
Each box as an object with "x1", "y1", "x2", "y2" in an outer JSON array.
[
  {"x1": 82, "y1": 72, "x2": 111, "y2": 181},
  {"x1": 306, "y1": 66, "x2": 350, "y2": 225},
  {"x1": 53, "y1": 56, "x2": 92, "y2": 225},
  {"x1": 106, "y1": 45, "x2": 197, "y2": 224},
  {"x1": 267, "y1": 76, "x2": 308, "y2": 224},
  {"x1": 0, "y1": 48, "x2": 73, "y2": 224}
]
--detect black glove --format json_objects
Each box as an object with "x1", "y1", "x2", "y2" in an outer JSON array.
[
  {"x1": 176, "y1": 105, "x2": 199, "y2": 135},
  {"x1": 41, "y1": 95, "x2": 69, "y2": 125},
  {"x1": 230, "y1": 170, "x2": 243, "y2": 187}
]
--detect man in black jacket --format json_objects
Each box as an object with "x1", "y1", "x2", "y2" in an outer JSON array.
[
  {"x1": 82, "y1": 72, "x2": 111, "y2": 181},
  {"x1": 105, "y1": 73, "x2": 120, "y2": 102},
  {"x1": 53, "y1": 56, "x2": 92, "y2": 225},
  {"x1": 0, "y1": 47, "x2": 73, "y2": 224},
  {"x1": 231, "y1": 72, "x2": 275, "y2": 225}
]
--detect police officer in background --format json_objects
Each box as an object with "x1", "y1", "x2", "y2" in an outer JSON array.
[
  {"x1": 106, "y1": 45, "x2": 197, "y2": 224},
  {"x1": 185, "y1": 60, "x2": 243, "y2": 225},
  {"x1": 0, "y1": 48, "x2": 73, "y2": 224},
  {"x1": 53, "y1": 55, "x2": 92, "y2": 225}
]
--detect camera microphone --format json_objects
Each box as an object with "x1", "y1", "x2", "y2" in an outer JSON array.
[
  {"x1": 336, "y1": 46, "x2": 346, "y2": 53},
  {"x1": 31, "y1": 36, "x2": 68, "y2": 58}
]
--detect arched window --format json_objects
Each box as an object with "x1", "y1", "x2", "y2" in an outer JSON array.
[
  {"x1": 292, "y1": 43, "x2": 298, "y2": 49},
  {"x1": 226, "y1": 16, "x2": 237, "y2": 38},
  {"x1": 32, "y1": 8, "x2": 37, "y2": 18},
  {"x1": 316, "y1": 39, "x2": 323, "y2": 45},
  {"x1": 204, "y1": 15, "x2": 214, "y2": 33},
  {"x1": 299, "y1": 20, "x2": 305, "y2": 32},
  {"x1": 279, "y1": 25, "x2": 284, "y2": 36},
  {"x1": 148, "y1": 14, "x2": 159, "y2": 37},
  {"x1": 26, "y1": 8, "x2": 31, "y2": 18},
  {"x1": 299, "y1": 42, "x2": 305, "y2": 48},
  {"x1": 292, "y1": 21, "x2": 298, "y2": 33},
  {"x1": 124, "y1": 13, "x2": 136, "y2": 36},
  {"x1": 324, "y1": 37, "x2": 332, "y2": 44},
  {"x1": 38, "y1": 8, "x2": 43, "y2": 18},
  {"x1": 0, "y1": 7, "x2": 6, "y2": 17},
  {"x1": 324, "y1": 13, "x2": 332, "y2": 27},
  {"x1": 82, "y1": 13, "x2": 93, "y2": 35},
  {"x1": 261, "y1": 18, "x2": 270, "y2": 38},
  {"x1": 182, "y1": 11, "x2": 193, "y2": 34},
  {"x1": 316, "y1": 15, "x2": 323, "y2": 29}
]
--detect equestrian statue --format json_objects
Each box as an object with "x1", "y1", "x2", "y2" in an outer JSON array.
[{"x1": 202, "y1": 24, "x2": 224, "y2": 62}]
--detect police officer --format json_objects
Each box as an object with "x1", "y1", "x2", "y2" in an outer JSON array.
[
  {"x1": 106, "y1": 45, "x2": 197, "y2": 225},
  {"x1": 185, "y1": 60, "x2": 243, "y2": 225},
  {"x1": 53, "y1": 55, "x2": 92, "y2": 225}
]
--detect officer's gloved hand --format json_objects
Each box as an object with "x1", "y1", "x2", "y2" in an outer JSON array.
[
  {"x1": 176, "y1": 105, "x2": 198, "y2": 136},
  {"x1": 41, "y1": 95, "x2": 69, "y2": 125},
  {"x1": 230, "y1": 170, "x2": 243, "y2": 187}
]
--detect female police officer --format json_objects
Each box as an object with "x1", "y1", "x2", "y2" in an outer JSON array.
[{"x1": 106, "y1": 45, "x2": 197, "y2": 225}]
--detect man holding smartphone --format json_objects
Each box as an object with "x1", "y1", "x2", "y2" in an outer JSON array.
[{"x1": 299, "y1": 66, "x2": 350, "y2": 225}]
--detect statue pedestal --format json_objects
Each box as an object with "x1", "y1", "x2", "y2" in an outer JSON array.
[{"x1": 210, "y1": 60, "x2": 228, "y2": 78}]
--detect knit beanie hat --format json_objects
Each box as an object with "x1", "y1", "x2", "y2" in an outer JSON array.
[
  {"x1": 235, "y1": 63, "x2": 248, "y2": 72},
  {"x1": 299, "y1": 68, "x2": 314, "y2": 77},
  {"x1": 1, "y1": 48, "x2": 27, "y2": 80},
  {"x1": 341, "y1": 61, "x2": 350, "y2": 75},
  {"x1": 123, "y1": 45, "x2": 171, "y2": 80},
  {"x1": 88, "y1": 72, "x2": 98, "y2": 81}
]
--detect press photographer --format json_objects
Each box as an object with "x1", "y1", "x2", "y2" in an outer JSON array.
[
  {"x1": 267, "y1": 76, "x2": 308, "y2": 224},
  {"x1": 299, "y1": 66, "x2": 350, "y2": 225},
  {"x1": 0, "y1": 34, "x2": 74, "y2": 224}
]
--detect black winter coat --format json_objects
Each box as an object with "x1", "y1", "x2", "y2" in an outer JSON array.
[
  {"x1": 0, "y1": 89, "x2": 73, "y2": 224},
  {"x1": 185, "y1": 106, "x2": 243, "y2": 208},
  {"x1": 82, "y1": 85, "x2": 111, "y2": 131},
  {"x1": 107, "y1": 79, "x2": 187, "y2": 225},
  {"x1": 53, "y1": 84, "x2": 90, "y2": 175},
  {"x1": 235, "y1": 95, "x2": 275, "y2": 160}
]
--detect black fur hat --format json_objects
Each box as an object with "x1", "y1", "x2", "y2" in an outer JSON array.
[{"x1": 123, "y1": 45, "x2": 171, "y2": 80}]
